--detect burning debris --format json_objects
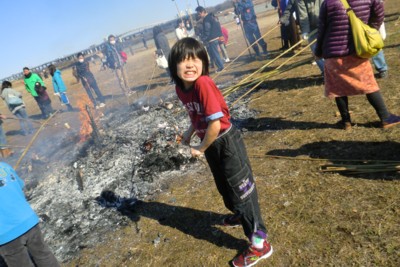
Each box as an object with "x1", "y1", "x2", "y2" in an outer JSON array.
[{"x1": 19, "y1": 97, "x2": 197, "y2": 263}]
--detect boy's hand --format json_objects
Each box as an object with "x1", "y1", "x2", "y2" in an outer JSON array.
[
  {"x1": 180, "y1": 129, "x2": 194, "y2": 146},
  {"x1": 190, "y1": 146, "x2": 204, "y2": 157}
]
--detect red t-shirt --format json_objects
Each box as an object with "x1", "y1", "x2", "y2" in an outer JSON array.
[{"x1": 176, "y1": 76, "x2": 231, "y2": 140}]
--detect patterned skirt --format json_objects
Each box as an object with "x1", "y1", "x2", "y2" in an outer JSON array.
[{"x1": 324, "y1": 55, "x2": 379, "y2": 98}]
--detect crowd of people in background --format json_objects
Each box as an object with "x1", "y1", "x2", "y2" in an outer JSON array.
[{"x1": 0, "y1": 1, "x2": 269, "y2": 151}]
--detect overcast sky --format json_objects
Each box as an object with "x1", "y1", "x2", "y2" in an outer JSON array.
[{"x1": 0, "y1": 0, "x2": 226, "y2": 79}]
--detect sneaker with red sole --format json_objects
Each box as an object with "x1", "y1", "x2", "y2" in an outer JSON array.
[
  {"x1": 221, "y1": 214, "x2": 242, "y2": 227},
  {"x1": 232, "y1": 240, "x2": 273, "y2": 267}
]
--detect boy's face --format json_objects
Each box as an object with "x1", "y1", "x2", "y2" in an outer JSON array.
[{"x1": 177, "y1": 56, "x2": 203, "y2": 89}]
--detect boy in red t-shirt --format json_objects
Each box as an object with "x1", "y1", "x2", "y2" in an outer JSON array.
[{"x1": 168, "y1": 38, "x2": 273, "y2": 267}]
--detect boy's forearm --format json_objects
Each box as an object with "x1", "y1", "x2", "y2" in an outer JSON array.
[{"x1": 198, "y1": 119, "x2": 220, "y2": 153}]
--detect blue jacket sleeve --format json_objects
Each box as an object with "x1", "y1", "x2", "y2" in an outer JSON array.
[
  {"x1": 53, "y1": 72, "x2": 67, "y2": 93},
  {"x1": 52, "y1": 76, "x2": 59, "y2": 93}
]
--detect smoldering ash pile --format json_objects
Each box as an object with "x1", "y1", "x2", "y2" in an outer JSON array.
[{"x1": 0, "y1": 88, "x2": 257, "y2": 265}]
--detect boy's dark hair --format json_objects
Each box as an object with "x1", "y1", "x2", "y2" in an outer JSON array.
[
  {"x1": 168, "y1": 38, "x2": 209, "y2": 89},
  {"x1": 195, "y1": 6, "x2": 206, "y2": 13},
  {"x1": 76, "y1": 52, "x2": 84, "y2": 58},
  {"x1": 1, "y1": 81, "x2": 12, "y2": 90},
  {"x1": 108, "y1": 34, "x2": 115, "y2": 41},
  {"x1": 23, "y1": 67, "x2": 30, "y2": 71}
]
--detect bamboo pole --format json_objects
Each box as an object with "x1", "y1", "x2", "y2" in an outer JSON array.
[
  {"x1": 224, "y1": 40, "x2": 315, "y2": 103},
  {"x1": 213, "y1": 24, "x2": 280, "y2": 80},
  {"x1": 13, "y1": 110, "x2": 59, "y2": 170},
  {"x1": 142, "y1": 62, "x2": 159, "y2": 106},
  {"x1": 249, "y1": 153, "x2": 400, "y2": 163},
  {"x1": 228, "y1": 55, "x2": 314, "y2": 106},
  {"x1": 221, "y1": 29, "x2": 317, "y2": 94}
]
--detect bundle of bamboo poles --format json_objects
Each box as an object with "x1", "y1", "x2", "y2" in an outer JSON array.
[
  {"x1": 220, "y1": 30, "x2": 319, "y2": 106},
  {"x1": 320, "y1": 162, "x2": 400, "y2": 174}
]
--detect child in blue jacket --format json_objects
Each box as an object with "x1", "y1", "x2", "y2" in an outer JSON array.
[
  {"x1": 0, "y1": 162, "x2": 59, "y2": 267},
  {"x1": 48, "y1": 64, "x2": 73, "y2": 111}
]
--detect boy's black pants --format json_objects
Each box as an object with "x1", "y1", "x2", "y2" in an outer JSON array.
[{"x1": 204, "y1": 126, "x2": 267, "y2": 239}]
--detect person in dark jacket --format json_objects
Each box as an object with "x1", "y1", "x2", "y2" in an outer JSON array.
[
  {"x1": 234, "y1": 0, "x2": 269, "y2": 58},
  {"x1": 195, "y1": 6, "x2": 224, "y2": 72},
  {"x1": 75, "y1": 53, "x2": 105, "y2": 108},
  {"x1": 280, "y1": 0, "x2": 324, "y2": 73},
  {"x1": 153, "y1": 26, "x2": 171, "y2": 59},
  {"x1": 153, "y1": 26, "x2": 171, "y2": 76},
  {"x1": 315, "y1": 0, "x2": 400, "y2": 129},
  {"x1": 103, "y1": 35, "x2": 124, "y2": 70},
  {"x1": 277, "y1": 0, "x2": 300, "y2": 50},
  {"x1": 103, "y1": 35, "x2": 129, "y2": 93}
]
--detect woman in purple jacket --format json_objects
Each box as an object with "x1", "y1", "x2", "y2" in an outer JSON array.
[{"x1": 315, "y1": 0, "x2": 400, "y2": 130}]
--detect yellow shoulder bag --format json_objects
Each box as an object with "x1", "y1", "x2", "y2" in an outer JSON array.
[{"x1": 339, "y1": 0, "x2": 384, "y2": 58}]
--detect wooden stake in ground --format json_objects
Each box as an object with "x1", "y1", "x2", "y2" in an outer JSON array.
[{"x1": 85, "y1": 105, "x2": 101, "y2": 144}]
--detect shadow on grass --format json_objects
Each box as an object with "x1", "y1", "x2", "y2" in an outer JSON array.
[
  {"x1": 383, "y1": 43, "x2": 400, "y2": 49},
  {"x1": 384, "y1": 12, "x2": 400, "y2": 22},
  {"x1": 96, "y1": 190, "x2": 246, "y2": 250},
  {"x1": 266, "y1": 140, "x2": 400, "y2": 179},
  {"x1": 5, "y1": 129, "x2": 23, "y2": 136},
  {"x1": 235, "y1": 116, "x2": 334, "y2": 131},
  {"x1": 266, "y1": 75, "x2": 324, "y2": 91}
]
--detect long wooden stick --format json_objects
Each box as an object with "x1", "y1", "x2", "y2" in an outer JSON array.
[
  {"x1": 13, "y1": 110, "x2": 59, "y2": 170},
  {"x1": 249, "y1": 154, "x2": 400, "y2": 163},
  {"x1": 221, "y1": 29, "x2": 318, "y2": 95},
  {"x1": 213, "y1": 24, "x2": 280, "y2": 80},
  {"x1": 228, "y1": 55, "x2": 314, "y2": 106}
]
